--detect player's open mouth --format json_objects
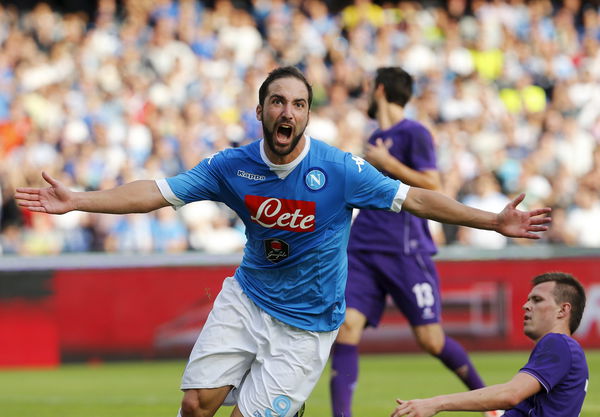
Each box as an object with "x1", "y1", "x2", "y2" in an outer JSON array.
[{"x1": 276, "y1": 124, "x2": 293, "y2": 142}]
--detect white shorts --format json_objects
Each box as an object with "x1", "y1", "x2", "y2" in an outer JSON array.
[{"x1": 181, "y1": 277, "x2": 337, "y2": 417}]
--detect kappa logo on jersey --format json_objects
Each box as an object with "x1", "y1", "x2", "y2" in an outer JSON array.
[
  {"x1": 245, "y1": 195, "x2": 316, "y2": 232},
  {"x1": 305, "y1": 169, "x2": 326, "y2": 191},
  {"x1": 352, "y1": 155, "x2": 365, "y2": 172},
  {"x1": 206, "y1": 152, "x2": 219, "y2": 165},
  {"x1": 237, "y1": 170, "x2": 266, "y2": 181},
  {"x1": 264, "y1": 238, "x2": 289, "y2": 263}
]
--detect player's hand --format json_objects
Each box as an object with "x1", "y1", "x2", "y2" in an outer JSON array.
[
  {"x1": 15, "y1": 171, "x2": 76, "y2": 214},
  {"x1": 364, "y1": 138, "x2": 393, "y2": 170},
  {"x1": 496, "y1": 193, "x2": 552, "y2": 239},
  {"x1": 391, "y1": 399, "x2": 437, "y2": 417}
]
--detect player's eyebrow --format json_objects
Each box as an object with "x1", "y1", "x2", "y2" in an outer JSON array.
[{"x1": 269, "y1": 94, "x2": 307, "y2": 104}]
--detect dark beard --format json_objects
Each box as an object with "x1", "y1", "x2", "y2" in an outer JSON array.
[
  {"x1": 367, "y1": 99, "x2": 378, "y2": 119},
  {"x1": 262, "y1": 124, "x2": 305, "y2": 157}
]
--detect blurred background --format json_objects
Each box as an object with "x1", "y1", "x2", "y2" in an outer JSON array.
[
  {"x1": 2, "y1": 0, "x2": 600, "y2": 255},
  {"x1": 1, "y1": 0, "x2": 600, "y2": 369}
]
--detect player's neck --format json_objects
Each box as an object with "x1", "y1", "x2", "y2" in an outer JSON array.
[
  {"x1": 534, "y1": 326, "x2": 572, "y2": 343},
  {"x1": 377, "y1": 104, "x2": 404, "y2": 130}
]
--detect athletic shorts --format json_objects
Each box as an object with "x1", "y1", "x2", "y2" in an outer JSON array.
[
  {"x1": 181, "y1": 277, "x2": 337, "y2": 417},
  {"x1": 345, "y1": 250, "x2": 441, "y2": 327}
]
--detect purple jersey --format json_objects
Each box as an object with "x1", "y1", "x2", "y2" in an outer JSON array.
[
  {"x1": 504, "y1": 333, "x2": 588, "y2": 417},
  {"x1": 348, "y1": 119, "x2": 437, "y2": 255}
]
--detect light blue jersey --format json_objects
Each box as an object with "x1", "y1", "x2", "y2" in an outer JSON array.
[{"x1": 157, "y1": 137, "x2": 407, "y2": 331}]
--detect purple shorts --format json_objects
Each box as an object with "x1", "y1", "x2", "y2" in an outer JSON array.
[{"x1": 345, "y1": 249, "x2": 441, "y2": 327}]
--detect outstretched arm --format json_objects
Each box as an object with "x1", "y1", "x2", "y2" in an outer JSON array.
[
  {"x1": 391, "y1": 372, "x2": 541, "y2": 417},
  {"x1": 15, "y1": 171, "x2": 170, "y2": 215},
  {"x1": 402, "y1": 187, "x2": 551, "y2": 239}
]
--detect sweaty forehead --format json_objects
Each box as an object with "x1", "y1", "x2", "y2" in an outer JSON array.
[{"x1": 267, "y1": 77, "x2": 309, "y2": 101}]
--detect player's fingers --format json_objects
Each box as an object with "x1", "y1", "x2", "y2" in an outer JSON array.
[
  {"x1": 527, "y1": 225, "x2": 548, "y2": 232},
  {"x1": 528, "y1": 208, "x2": 552, "y2": 217},
  {"x1": 15, "y1": 188, "x2": 41, "y2": 196},
  {"x1": 384, "y1": 138, "x2": 393, "y2": 148},
  {"x1": 42, "y1": 171, "x2": 59, "y2": 187},
  {"x1": 529, "y1": 216, "x2": 552, "y2": 225},
  {"x1": 391, "y1": 408, "x2": 411, "y2": 417},
  {"x1": 17, "y1": 202, "x2": 47, "y2": 212},
  {"x1": 391, "y1": 408, "x2": 402, "y2": 417},
  {"x1": 509, "y1": 193, "x2": 525, "y2": 208},
  {"x1": 391, "y1": 400, "x2": 407, "y2": 417},
  {"x1": 14, "y1": 192, "x2": 41, "y2": 201},
  {"x1": 17, "y1": 199, "x2": 42, "y2": 207}
]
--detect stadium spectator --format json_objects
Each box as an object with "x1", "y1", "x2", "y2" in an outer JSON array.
[
  {"x1": 150, "y1": 206, "x2": 189, "y2": 253},
  {"x1": 330, "y1": 67, "x2": 498, "y2": 417},
  {"x1": 182, "y1": 200, "x2": 246, "y2": 254},
  {"x1": 565, "y1": 184, "x2": 600, "y2": 247},
  {"x1": 391, "y1": 271, "x2": 589, "y2": 417},
  {"x1": 15, "y1": 66, "x2": 551, "y2": 417},
  {"x1": 20, "y1": 212, "x2": 63, "y2": 255},
  {"x1": 458, "y1": 173, "x2": 511, "y2": 249},
  {"x1": 340, "y1": 0, "x2": 385, "y2": 31}
]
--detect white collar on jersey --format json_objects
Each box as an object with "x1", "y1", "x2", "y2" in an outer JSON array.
[{"x1": 260, "y1": 134, "x2": 311, "y2": 180}]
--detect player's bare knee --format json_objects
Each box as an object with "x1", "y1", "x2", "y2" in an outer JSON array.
[
  {"x1": 337, "y1": 320, "x2": 362, "y2": 344},
  {"x1": 336, "y1": 308, "x2": 366, "y2": 344},
  {"x1": 339, "y1": 319, "x2": 360, "y2": 334},
  {"x1": 180, "y1": 399, "x2": 197, "y2": 417},
  {"x1": 180, "y1": 391, "x2": 204, "y2": 417},
  {"x1": 416, "y1": 334, "x2": 444, "y2": 355}
]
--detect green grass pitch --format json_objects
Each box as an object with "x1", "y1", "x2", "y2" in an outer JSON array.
[{"x1": 1, "y1": 351, "x2": 598, "y2": 417}]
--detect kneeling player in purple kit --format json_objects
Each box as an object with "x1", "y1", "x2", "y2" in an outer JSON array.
[
  {"x1": 391, "y1": 271, "x2": 589, "y2": 417},
  {"x1": 16, "y1": 67, "x2": 551, "y2": 417},
  {"x1": 330, "y1": 67, "x2": 500, "y2": 417}
]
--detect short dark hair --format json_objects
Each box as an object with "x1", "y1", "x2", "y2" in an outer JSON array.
[
  {"x1": 258, "y1": 66, "x2": 313, "y2": 108},
  {"x1": 532, "y1": 272, "x2": 587, "y2": 334},
  {"x1": 374, "y1": 67, "x2": 413, "y2": 107}
]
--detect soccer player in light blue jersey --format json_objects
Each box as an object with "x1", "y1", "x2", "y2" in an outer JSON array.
[
  {"x1": 391, "y1": 271, "x2": 589, "y2": 417},
  {"x1": 16, "y1": 67, "x2": 552, "y2": 417}
]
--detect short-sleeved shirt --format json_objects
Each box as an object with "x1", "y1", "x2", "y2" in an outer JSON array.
[
  {"x1": 504, "y1": 333, "x2": 589, "y2": 417},
  {"x1": 157, "y1": 137, "x2": 408, "y2": 331},
  {"x1": 348, "y1": 119, "x2": 437, "y2": 255}
]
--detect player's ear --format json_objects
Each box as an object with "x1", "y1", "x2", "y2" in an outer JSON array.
[
  {"x1": 558, "y1": 302, "x2": 572, "y2": 318},
  {"x1": 256, "y1": 104, "x2": 263, "y2": 121}
]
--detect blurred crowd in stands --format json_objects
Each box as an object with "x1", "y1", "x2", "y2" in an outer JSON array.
[{"x1": 1, "y1": 0, "x2": 600, "y2": 256}]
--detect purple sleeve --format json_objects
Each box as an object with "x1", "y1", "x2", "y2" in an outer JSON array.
[
  {"x1": 406, "y1": 125, "x2": 437, "y2": 171},
  {"x1": 519, "y1": 333, "x2": 572, "y2": 392},
  {"x1": 383, "y1": 123, "x2": 437, "y2": 172}
]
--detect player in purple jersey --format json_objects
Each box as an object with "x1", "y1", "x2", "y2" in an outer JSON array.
[
  {"x1": 391, "y1": 271, "x2": 589, "y2": 417},
  {"x1": 330, "y1": 67, "x2": 498, "y2": 417},
  {"x1": 16, "y1": 67, "x2": 551, "y2": 417}
]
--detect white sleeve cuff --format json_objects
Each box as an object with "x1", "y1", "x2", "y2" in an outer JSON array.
[
  {"x1": 390, "y1": 183, "x2": 410, "y2": 213},
  {"x1": 155, "y1": 179, "x2": 185, "y2": 209}
]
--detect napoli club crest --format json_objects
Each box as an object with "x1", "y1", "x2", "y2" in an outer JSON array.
[
  {"x1": 305, "y1": 168, "x2": 326, "y2": 191},
  {"x1": 264, "y1": 238, "x2": 289, "y2": 263}
]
